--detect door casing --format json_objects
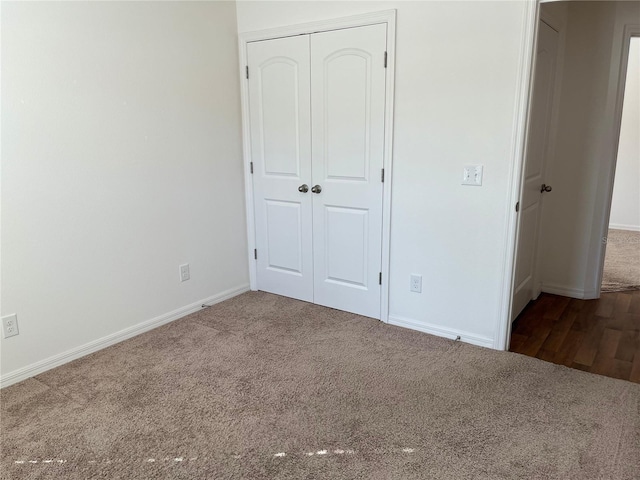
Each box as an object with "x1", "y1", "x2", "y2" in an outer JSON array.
[
  {"x1": 493, "y1": 0, "x2": 538, "y2": 350},
  {"x1": 238, "y1": 10, "x2": 397, "y2": 322}
]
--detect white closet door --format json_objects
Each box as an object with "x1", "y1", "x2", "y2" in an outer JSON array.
[
  {"x1": 310, "y1": 24, "x2": 387, "y2": 319},
  {"x1": 248, "y1": 35, "x2": 314, "y2": 302}
]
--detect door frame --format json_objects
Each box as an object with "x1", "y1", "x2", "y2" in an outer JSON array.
[
  {"x1": 591, "y1": 25, "x2": 640, "y2": 297},
  {"x1": 237, "y1": 10, "x2": 397, "y2": 322},
  {"x1": 493, "y1": 0, "x2": 539, "y2": 350}
]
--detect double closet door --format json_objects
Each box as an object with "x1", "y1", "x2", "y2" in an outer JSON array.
[{"x1": 247, "y1": 24, "x2": 387, "y2": 319}]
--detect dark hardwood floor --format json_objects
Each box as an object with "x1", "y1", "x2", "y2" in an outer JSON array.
[{"x1": 510, "y1": 290, "x2": 640, "y2": 383}]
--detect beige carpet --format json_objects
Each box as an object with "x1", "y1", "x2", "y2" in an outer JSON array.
[
  {"x1": 2, "y1": 292, "x2": 640, "y2": 479},
  {"x1": 602, "y1": 229, "x2": 640, "y2": 292}
]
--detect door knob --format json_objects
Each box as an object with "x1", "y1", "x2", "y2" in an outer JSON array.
[
  {"x1": 311, "y1": 185, "x2": 322, "y2": 194},
  {"x1": 298, "y1": 184, "x2": 309, "y2": 193},
  {"x1": 540, "y1": 184, "x2": 552, "y2": 193}
]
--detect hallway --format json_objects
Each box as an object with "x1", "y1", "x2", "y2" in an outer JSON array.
[{"x1": 510, "y1": 290, "x2": 640, "y2": 383}]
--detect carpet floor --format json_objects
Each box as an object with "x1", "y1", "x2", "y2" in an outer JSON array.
[
  {"x1": 2, "y1": 292, "x2": 640, "y2": 479},
  {"x1": 602, "y1": 229, "x2": 640, "y2": 292}
]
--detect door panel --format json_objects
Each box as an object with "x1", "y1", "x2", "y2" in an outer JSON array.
[
  {"x1": 512, "y1": 21, "x2": 559, "y2": 320},
  {"x1": 248, "y1": 35, "x2": 313, "y2": 302},
  {"x1": 325, "y1": 206, "x2": 369, "y2": 287},
  {"x1": 260, "y1": 60, "x2": 302, "y2": 177},
  {"x1": 325, "y1": 53, "x2": 370, "y2": 180},
  {"x1": 264, "y1": 200, "x2": 303, "y2": 273},
  {"x1": 311, "y1": 24, "x2": 387, "y2": 318}
]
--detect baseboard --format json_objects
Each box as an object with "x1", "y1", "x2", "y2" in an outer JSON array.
[
  {"x1": 608, "y1": 224, "x2": 640, "y2": 232},
  {"x1": 0, "y1": 284, "x2": 250, "y2": 389},
  {"x1": 388, "y1": 315, "x2": 495, "y2": 349},
  {"x1": 541, "y1": 283, "x2": 597, "y2": 300}
]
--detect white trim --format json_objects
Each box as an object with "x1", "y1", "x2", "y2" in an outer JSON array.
[
  {"x1": 541, "y1": 283, "x2": 597, "y2": 300},
  {"x1": 239, "y1": 9, "x2": 397, "y2": 44},
  {"x1": 238, "y1": 36, "x2": 258, "y2": 291},
  {"x1": 592, "y1": 25, "x2": 640, "y2": 297},
  {"x1": 495, "y1": 0, "x2": 539, "y2": 351},
  {"x1": 237, "y1": 10, "x2": 397, "y2": 322},
  {"x1": 0, "y1": 284, "x2": 250, "y2": 389},
  {"x1": 388, "y1": 315, "x2": 494, "y2": 349},
  {"x1": 608, "y1": 223, "x2": 640, "y2": 232},
  {"x1": 380, "y1": 12, "x2": 397, "y2": 324}
]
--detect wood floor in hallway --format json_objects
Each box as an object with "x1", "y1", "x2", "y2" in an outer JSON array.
[{"x1": 510, "y1": 290, "x2": 640, "y2": 383}]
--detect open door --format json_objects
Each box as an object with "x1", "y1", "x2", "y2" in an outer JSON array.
[{"x1": 512, "y1": 20, "x2": 560, "y2": 321}]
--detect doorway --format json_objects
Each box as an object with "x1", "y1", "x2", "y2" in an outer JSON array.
[
  {"x1": 508, "y1": 3, "x2": 640, "y2": 380},
  {"x1": 601, "y1": 36, "x2": 640, "y2": 294},
  {"x1": 508, "y1": 2, "x2": 640, "y2": 353}
]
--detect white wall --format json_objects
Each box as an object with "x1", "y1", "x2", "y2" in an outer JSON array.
[
  {"x1": 1, "y1": 1, "x2": 249, "y2": 384},
  {"x1": 237, "y1": 1, "x2": 532, "y2": 346},
  {"x1": 609, "y1": 37, "x2": 640, "y2": 231},
  {"x1": 537, "y1": 1, "x2": 640, "y2": 298}
]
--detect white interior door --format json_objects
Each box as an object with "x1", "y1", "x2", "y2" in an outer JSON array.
[
  {"x1": 248, "y1": 35, "x2": 314, "y2": 302},
  {"x1": 310, "y1": 24, "x2": 387, "y2": 319},
  {"x1": 512, "y1": 20, "x2": 559, "y2": 320}
]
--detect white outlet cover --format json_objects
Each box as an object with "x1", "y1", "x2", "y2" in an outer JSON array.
[
  {"x1": 410, "y1": 274, "x2": 422, "y2": 293},
  {"x1": 2, "y1": 314, "x2": 19, "y2": 338},
  {"x1": 179, "y1": 264, "x2": 190, "y2": 282},
  {"x1": 462, "y1": 164, "x2": 483, "y2": 186}
]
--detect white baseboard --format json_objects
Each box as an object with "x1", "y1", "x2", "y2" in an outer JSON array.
[
  {"x1": 541, "y1": 283, "x2": 597, "y2": 300},
  {"x1": 609, "y1": 224, "x2": 640, "y2": 232},
  {"x1": 388, "y1": 315, "x2": 495, "y2": 349},
  {"x1": 0, "y1": 284, "x2": 250, "y2": 389}
]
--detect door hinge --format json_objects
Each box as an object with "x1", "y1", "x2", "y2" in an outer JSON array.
[
  {"x1": 384, "y1": 51, "x2": 388, "y2": 69},
  {"x1": 379, "y1": 272, "x2": 382, "y2": 285},
  {"x1": 246, "y1": 66, "x2": 249, "y2": 79},
  {"x1": 250, "y1": 162, "x2": 254, "y2": 174},
  {"x1": 515, "y1": 201, "x2": 520, "y2": 212},
  {"x1": 254, "y1": 249, "x2": 257, "y2": 260},
  {"x1": 381, "y1": 168, "x2": 385, "y2": 183}
]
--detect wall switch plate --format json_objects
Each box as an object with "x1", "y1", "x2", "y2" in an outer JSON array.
[
  {"x1": 410, "y1": 274, "x2": 422, "y2": 293},
  {"x1": 462, "y1": 165, "x2": 484, "y2": 186},
  {"x1": 179, "y1": 264, "x2": 190, "y2": 282},
  {"x1": 2, "y1": 314, "x2": 19, "y2": 338}
]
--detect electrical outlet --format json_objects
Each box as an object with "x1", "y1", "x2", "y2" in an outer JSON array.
[
  {"x1": 179, "y1": 264, "x2": 190, "y2": 282},
  {"x1": 462, "y1": 164, "x2": 484, "y2": 186},
  {"x1": 2, "y1": 314, "x2": 19, "y2": 338},
  {"x1": 410, "y1": 274, "x2": 422, "y2": 293}
]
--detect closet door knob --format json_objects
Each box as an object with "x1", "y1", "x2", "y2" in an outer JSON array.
[
  {"x1": 311, "y1": 185, "x2": 322, "y2": 194},
  {"x1": 540, "y1": 184, "x2": 552, "y2": 193},
  {"x1": 298, "y1": 184, "x2": 309, "y2": 193}
]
